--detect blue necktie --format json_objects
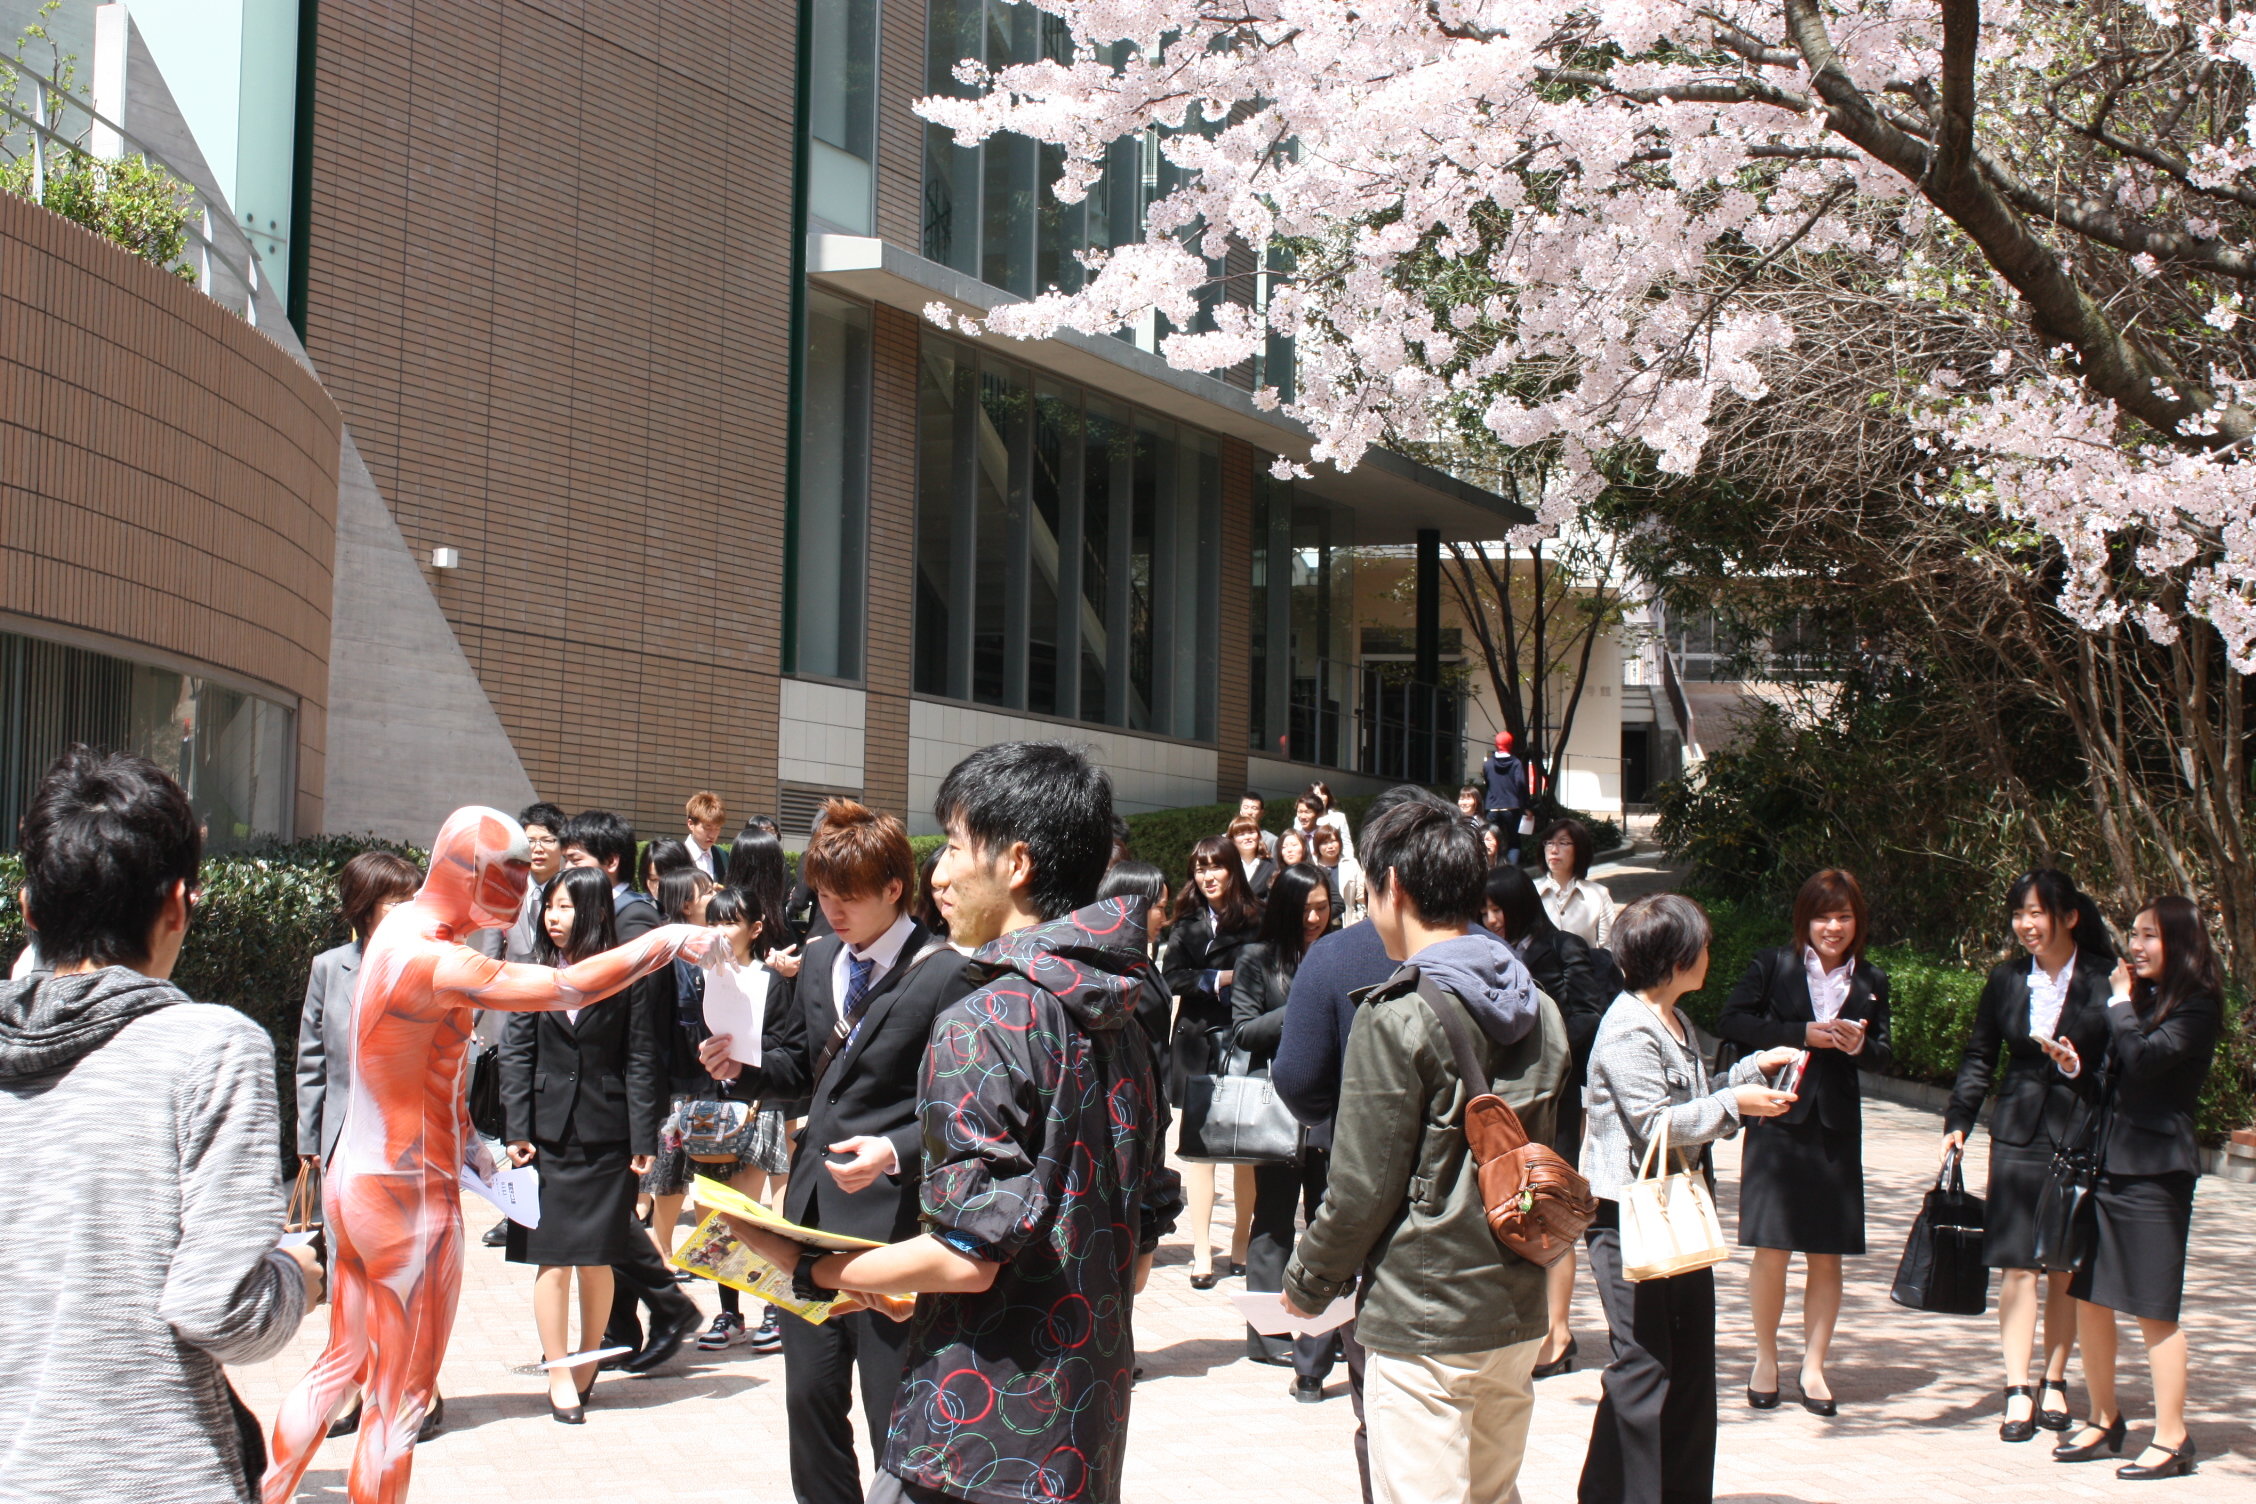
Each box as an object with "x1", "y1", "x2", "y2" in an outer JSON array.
[{"x1": 843, "y1": 953, "x2": 876, "y2": 1028}]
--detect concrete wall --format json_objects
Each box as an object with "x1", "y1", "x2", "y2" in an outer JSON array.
[
  {"x1": 906, "y1": 700, "x2": 1220, "y2": 834},
  {"x1": 0, "y1": 188, "x2": 340, "y2": 832}
]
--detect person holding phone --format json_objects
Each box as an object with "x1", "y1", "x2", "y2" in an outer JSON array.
[
  {"x1": 1716, "y1": 870, "x2": 1892, "y2": 1417},
  {"x1": 2040, "y1": 896, "x2": 2220, "y2": 1480},
  {"x1": 1941, "y1": 869, "x2": 2116, "y2": 1442}
]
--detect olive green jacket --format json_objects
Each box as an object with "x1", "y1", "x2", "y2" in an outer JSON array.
[{"x1": 1282, "y1": 967, "x2": 1568, "y2": 1357}]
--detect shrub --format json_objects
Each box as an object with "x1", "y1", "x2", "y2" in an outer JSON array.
[
  {"x1": 0, "y1": 150, "x2": 197, "y2": 276},
  {"x1": 0, "y1": 834, "x2": 425, "y2": 1160}
]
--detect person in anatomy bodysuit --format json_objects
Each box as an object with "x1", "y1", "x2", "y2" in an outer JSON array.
[{"x1": 264, "y1": 806, "x2": 719, "y2": 1504}]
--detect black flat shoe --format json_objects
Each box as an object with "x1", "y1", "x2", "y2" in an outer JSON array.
[
  {"x1": 416, "y1": 1396, "x2": 444, "y2": 1443},
  {"x1": 1746, "y1": 1387, "x2": 1780, "y2": 1410},
  {"x1": 1533, "y1": 1336, "x2": 1578, "y2": 1380},
  {"x1": 1796, "y1": 1383, "x2": 1837, "y2": 1418},
  {"x1": 325, "y1": 1401, "x2": 362, "y2": 1439},
  {"x1": 2036, "y1": 1378, "x2": 2075, "y2": 1432},
  {"x1": 1228, "y1": 1262, "x2": 1247, "y2": 1278},
  {"x1": 2053, "y1": 1414, "x2": 2126, "y2": 1462},
  {"x1": 1999, "y1": 1384, "x2": 2037, "y2": 1443},
  {"x1": 2117, "y1": 1437, "x2": 2198, "y2": 1480},
  {"x1": 1189, "y1": 1271, "x2": 1221, "y2": 1290}
]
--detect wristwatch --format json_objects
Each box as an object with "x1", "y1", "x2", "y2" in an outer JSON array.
[{"x1": 792, "y1": 1248, "x2": 831, "y2": 1302}]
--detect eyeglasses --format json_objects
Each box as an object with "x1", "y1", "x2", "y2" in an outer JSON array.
[{"x1": 526, "y1": 834, "x2": 559, "y2": 848}]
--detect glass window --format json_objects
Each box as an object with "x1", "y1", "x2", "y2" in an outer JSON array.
[
  {"x1": 809, "y1": 0, "x2": 878, "y2": 231},
  {"x1": 0, "y1": 631, "x2": 293, "y2": 850},
  {"x1": 909, "y1": 337, "x2": 1219, "y2": 741},
  {"x1": 790, "y1": 291, "x2": 872, "y2": 680}
]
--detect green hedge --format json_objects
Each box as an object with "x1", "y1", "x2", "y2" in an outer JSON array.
[
  {"x1": 0, "y1": 836, "x2": 424, "y2": 1159},
  {"x1": 1676, "y1": 891, "x2": 2252, "y2": 1139}
]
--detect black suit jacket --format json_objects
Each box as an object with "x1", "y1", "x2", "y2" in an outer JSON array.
[
  {"x1": 1162, "y1": 905, "x2": 1255, "y2": 1039},
  {"x1": 2100, "y1": 992, "x2": 2221, "y2": 1177},
  {"x1": 499, "y1": 986, "x2": 664, "y2": 1153},
  {"x1": 1718, "y1": 947, "x2": 1893, "y2": 1132},
  {"x1": 1229, "y1": 941, "x2": 1299, "y2": 1060},
  {"x1": 1946, "y1": 953, "x2": 2113, "y2": 1145},
  {"x1": 740, "y1": 923, "x2": 978, "y2": 1243},
  {"x1": 1519, "y1": 923, "x2": 1611, "y2": 1085}
]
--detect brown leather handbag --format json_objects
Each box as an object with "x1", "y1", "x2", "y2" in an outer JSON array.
[{"x1": 1422, "y1": 979, "x2": 1597, "y2": 1268}]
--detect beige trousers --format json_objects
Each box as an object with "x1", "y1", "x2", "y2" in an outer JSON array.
[{"x1": 1363, "y1": 1338, "x2": 1543, "y2": 1504}]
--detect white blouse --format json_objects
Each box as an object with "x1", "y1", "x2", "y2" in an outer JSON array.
[
  {"x1": 1803, "y1": 947, "x2": 1852, "y2": 1022},
  {"x1": 2027, "y1": 955, "x2": 2075, "y2": 1039},
  {"x1": 1538, "y1": 873, "x2": 1616, "y2": 948}
]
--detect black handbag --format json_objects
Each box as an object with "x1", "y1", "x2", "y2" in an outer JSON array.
[
  {"x1": 468, "y1": 1041, "x2": 505, "y2": 1141},
  {"x1": 1178, "y1": 1045, "x2": 1305, "y2": 1165},
  {"x1": 2032, "y1": 1086, "x2": 2109, "y2": 1274},
  {"x1": 1891, "y1": 1149, "x2": 1989, "y2": 1315}
]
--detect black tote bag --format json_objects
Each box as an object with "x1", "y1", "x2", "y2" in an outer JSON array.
[
  {"x1": 1178, "y1": 1044, "x2": 1305, "y2": 1165},
  {"x1": 1890, "y1": 1150, "x2": 1989, "y2": 1315}
]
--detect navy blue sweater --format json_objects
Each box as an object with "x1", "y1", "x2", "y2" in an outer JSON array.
[{"x1": 1271, "y1": 921, "x2": 1395, "y2": 1148}]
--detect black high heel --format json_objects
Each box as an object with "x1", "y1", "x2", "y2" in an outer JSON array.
[
  {"x1": 2117, "y1": 1436, "x2": 2198, "y2": 1480},
  {"x1": 549, "y1": 1396, "x2": 585, "y2": 1425},
  {"x1": 1189, "y1": 1271, "x2": 1221, "y2": 1291},
  {"x1": 1999, "y1": 1384, "x2": 2037, "y2": 1443},
  {"x1": 2052, "y1": 1414, "x2": 2126, "y2": 1461},
  {"x1": 2036, "y1": 1378, "x2": 2075, "y2": 1432},
  {"x1": 1533, "y1": 1335, "x2": 1578, "y2": 1380}
]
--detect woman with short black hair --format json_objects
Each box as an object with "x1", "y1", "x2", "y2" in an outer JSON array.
[
  {"x1": 2048, "y1": 895, "x2": 2220, "y2": 1480},
  {"x1": 1942, "y1": 868, "x2": 2117, "y2": 1442},
  {"x1": 1579, "y1": 894, "x2": 1800, "y2": 1504},
  {"x1": 1719, "y1": 869, "x2": 1892, "y2": 1417}
]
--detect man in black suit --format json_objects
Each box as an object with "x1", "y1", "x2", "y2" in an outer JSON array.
[
  {"x1": 558, "y1": 809, "x2": 705, "y2": 1374},
  {"x1": 701, "y1": 798, "x2": 973, "y2": 1504}
]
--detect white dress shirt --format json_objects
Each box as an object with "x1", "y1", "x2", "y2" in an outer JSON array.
[
  {"x1": 686, "y1": 836, "x2": 719, "y2": 879},
  {"x1": 1538, "y1": 873, "x2": 1616, "y2": 948},
  {"x1": 1803, "y1": 946, "x2": 1852, "y2": 1022},
  {"x1": 830, "y1": 910, "x2": 918, "y2": 1023},
  {"x1": 2027, "y1": 954, "x2": 2075, "y2": 1039}
]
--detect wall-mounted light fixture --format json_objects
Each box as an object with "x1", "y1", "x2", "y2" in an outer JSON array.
[{"x1": 431, "y1": 547, "x2": 461, "y2": 570}]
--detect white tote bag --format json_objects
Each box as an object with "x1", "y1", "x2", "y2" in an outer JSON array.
[{"x1": 1619, "y1": 1116, "x2": 1731, "y2": 1282}]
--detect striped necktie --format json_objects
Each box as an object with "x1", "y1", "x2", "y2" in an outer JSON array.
[{"x1": 813, "y1": 952, "x2": 878, "y2": 1086}]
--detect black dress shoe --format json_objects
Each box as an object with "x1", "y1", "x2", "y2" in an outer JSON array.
[
  {"x1": 1746, "y1": 1387, "x2": 1781, "y2": 1411},
  {"x1": 621, "y1": 1307, "x2": 701, "y2": 1375},
  {"x1": 549, "y1": 1396, "x2": 585, "y2": 1425},
  {"x1": 2036, "y1": 1378, "x2": 2075, "y2": 1432},
  {"x1": 2053, "y1": 1414, "x2": 2126, "y2": 1461},
  {"x1": 2000, "y1": 1384, "x2": 2038, "y2": 1443},
  {"x1": 1291, "y1": 1376, "x2": 1324, "y2": 1404},
  {"x1": 1189, "y1": 1271, "x2": 1221, "y2": 1291},
  {"x1": 1229, "y1": 1262, "x2": 1247, "y2": 1278},
  {"x1": 481, "y1": 1219, "x2": 509, "y2": 1248},
  {"x1": 326, "y1": 1401, "x2": 362, "y2": 1439},
  {"x1": 1533, "y1": 1336, "x2": 1578, "y2": 1380},
  {"x1": 2117, "y1": 1436, "x2": 2198, "y2": 1480},
  {"x1": 1795, "y1": 1384, "x2": 1837, "y2": 1418},
  {"x1": 416, "y1": 1396, "x2": 445, "y2": 1443}
]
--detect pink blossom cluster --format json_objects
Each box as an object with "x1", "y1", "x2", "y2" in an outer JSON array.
[{"x1": 917, "y1": 0, "x2": 2256, "y2": 648}]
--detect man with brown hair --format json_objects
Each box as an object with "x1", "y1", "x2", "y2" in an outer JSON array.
[
  {"x1": 701, "y1": 797, "x2": 974, "y2": 1504},
  {"x1": 683, "y1": 791, "x2": 728, "y2": 879}
]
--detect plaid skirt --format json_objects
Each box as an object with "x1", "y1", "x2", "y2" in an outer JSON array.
[{"x1": 641, "y1": 1098, "x2": 791, "y2": 1194}]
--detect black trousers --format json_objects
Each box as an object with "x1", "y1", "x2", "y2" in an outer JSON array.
[
  {"x1": 602, "y1": 1205, "x2": 698, "y2": 1352},
  {"x1": 1245, "y1": 1152, "x2": 1336, "y2": 1375},
  {"x1": 783, "y1": 1305, "x2": 917, "y2": 1504},
  {"x1": 1580, "y1": 1217, "x2": 1718, "y2": 1504}
]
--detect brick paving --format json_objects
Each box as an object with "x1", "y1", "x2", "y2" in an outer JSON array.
[{"x1": 237, "y1": 1093, "x2": 2256, "y2": 1503}]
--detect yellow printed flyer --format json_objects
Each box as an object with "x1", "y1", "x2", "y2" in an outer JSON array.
[{"x1": 667, "y1": 1211, "x2": 848, "y2": 1324}]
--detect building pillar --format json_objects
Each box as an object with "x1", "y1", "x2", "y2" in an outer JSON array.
[
  {"x1": 1415, "y1": 527, "x2": 1440, "y2": 783},
  {"x1": 1215, "y1": 440, "x2": 1256, "y2": 801},
  {"x1": 861, "y1": 303, "x2": 922, "y2": 819}
]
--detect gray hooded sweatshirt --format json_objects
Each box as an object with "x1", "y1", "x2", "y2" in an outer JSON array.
[{"x1": 0, "y1": 968, "x2": 307, "y2": 1503}]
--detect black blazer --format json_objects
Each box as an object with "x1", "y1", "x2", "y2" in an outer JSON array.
[
  {"x1": 1717, "y1": 947, "x2": 1892, "y2": 1133},
  {"x1": 1518, "y1": 923, "x2": 1611, "y2": 1085},
  {"x1": 738, "y1": 923, "x2": 978, "y2": 1243},
  {"x1": 1229, "y1": 940, "x2": 1301, "y2": 1061},
  {"x1": 499, "y1": 987, "x2": 664, "y2": 1153},
  {"x1": 1243, "y1": 859, "x2": 1277, "y2": 901},
  {"x1": 1946, "y1": 953, "x2": 2113, "y2": 1146},
  {"x1": 1163, "y1": 905, "x2": 1256, "y2": 1039},
  {"x1": 2099, "y1": 993, "x2": 2221, "y2": 1177}
]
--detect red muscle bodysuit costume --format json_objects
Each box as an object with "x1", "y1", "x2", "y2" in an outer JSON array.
[{"x1": 264, "y1": 806, "x2": 715, "y2": 1504}]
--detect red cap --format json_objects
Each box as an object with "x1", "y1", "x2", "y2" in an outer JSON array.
[{"x1": 1494, "y1": 731, "x2": 1514, "y2": 753}]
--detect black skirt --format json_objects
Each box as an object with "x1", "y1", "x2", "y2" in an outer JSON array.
[
  {"x1": 505, "y1": 1135, "x2": 640, "y2": 1267},
  {"x1": 2068, "y1": 1172, "x2": 2195, "y2": 1321},
  {"x1": 1981, "y1": 1137, "x2": 2056, "y2": 1270},
  {"x1": 1736, "y1": 1114, "x2": 1865, "y2": 1255}
]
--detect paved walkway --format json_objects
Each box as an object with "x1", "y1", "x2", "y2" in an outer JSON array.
[{"x1": 238, "y1": 1094, "x2": 2256, "y2": 1503}]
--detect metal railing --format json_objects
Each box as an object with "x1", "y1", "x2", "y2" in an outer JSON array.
[
  {"x1": 1272, "y1": 654, "x2": 1477, "y2": 786},
  {"x1": 1, "y1": 70, "x2": 272, "y2": 329}
]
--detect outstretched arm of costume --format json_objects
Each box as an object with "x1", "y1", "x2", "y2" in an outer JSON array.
[{"x1": 433, "y1": 923, "x2": 718, "y2": 1011}]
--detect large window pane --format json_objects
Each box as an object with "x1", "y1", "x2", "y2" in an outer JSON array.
[
  {"x1": 1081, "y1": 401, "x2": 1120, "y2": 723},
  {"x1": 792, "y1": 291, "x2": 871, "y2": 680},
  {"x1": 972, "y1": 361, "x2": 1028, "y2": 705},
  {"x1": 809, "y1": 0, "x2": 878, "y2": 233},
  {"x1": 914, "y1": 341, "x2": 969, "y2": 697},
  {"x1": 1029, "y1": 385, "x2": 1075, "y2": 716},
  {"x1": 1127, "y1": 420, "x2": 1160, "y2": 731}
]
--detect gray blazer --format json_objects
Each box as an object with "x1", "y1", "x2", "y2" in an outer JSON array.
[
  {"x1": 295, "y1": 941, "x2": 361, "y2": 1161},
  {"x1": 1579, "y1": 991, "x2": 1767, "y2": 1201}
]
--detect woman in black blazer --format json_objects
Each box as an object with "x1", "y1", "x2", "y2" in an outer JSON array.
[
  {"x1": 501, "y1": 866, "x2": 664, "y2": 1421},
  {"x1": 1717, "y1": 869, "x2": 1892, "y2": 1416},
  {"x1": 1481, "y1": 862, "x2": 1612, "y2": 1379},
  {"x1": 1165, "y1": 834, "x2": 1264, "y2": 1288},
  {"x1": 1231, "y1": 863, "x2": 1337, "y2": 1372},
  {"x1": 1941, "y1": 868, "x2": 2116, "y2": 1443},
  {"x1": 2046, "y1": 896, "x2": 2221, "y2": 1479}
]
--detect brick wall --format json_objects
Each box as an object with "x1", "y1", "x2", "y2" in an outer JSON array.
[
  {"x1": 302, "y1": 0, "x2": 797, "y2": 838},
  {"x1": 861, "y1": 303, "x2": 922, "y2": 817},
  {"x1": 875, "y1": 0, "x2": 925, "y2": 253},
  {"x1": 0, "y1": 190, "x2": 341, "y2": 833},
  {"x1": 1215, "y1": 438, "x2": 1254, "y2": 800}
]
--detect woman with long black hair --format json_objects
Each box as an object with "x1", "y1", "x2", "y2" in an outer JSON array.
[
  {"x1": 1482, "y1": 862, "x2": 1611, "y2": 1380},
  {"x1": 1942, "y1": 868, "x2": 2117, "y2": 1442},
  {"x1": 1166, "y1": 834, "x2": 1265, "y2": 1288},
  {"x1": 2046, "y1": 895, "x2": 2221, "y2": 1480},
  {"x1": 1230, "y1": 863, "x2": 1338, "y2": 1381},
  {"x1": 500, "y1": 866, "x2": 661, "y2": 1422}
]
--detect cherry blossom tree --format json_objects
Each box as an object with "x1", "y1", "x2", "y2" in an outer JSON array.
[{"x1": 919, "y1": 1, "x2": 2256, "y2": 662}]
